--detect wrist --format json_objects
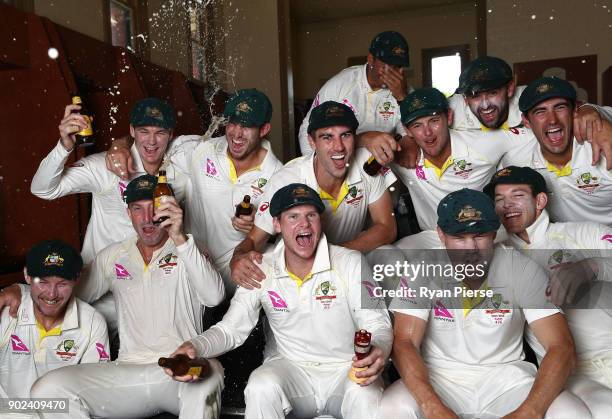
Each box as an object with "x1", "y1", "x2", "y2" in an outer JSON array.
[
  {"x1": 60, "y1": 138, "x2": 75, "y2": 152},
  {"x1": 171, "y1": 232, "x2": 188, "y2": 246}
]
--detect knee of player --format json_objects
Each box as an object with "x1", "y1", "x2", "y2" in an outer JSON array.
[
  {"x1": 30, "y1": 369, "x2": 67, "y2": 398},
  {"x1": 546, "y1": 390, "x2": 592, "y2": 419},
  {"x1": 244, "y1": 369, "x2": 283, "y2": 399}
]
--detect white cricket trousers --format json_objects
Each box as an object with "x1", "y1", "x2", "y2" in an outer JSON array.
[
  {"x1": 244, "y1": 358, "x2": 383, "y2": 419},
  {"x1": 29, "y1": 360, "x2": 224, "y2": 418},
  {"x1": 378, "y1": 361, "x2": 591, "y2": 419}
]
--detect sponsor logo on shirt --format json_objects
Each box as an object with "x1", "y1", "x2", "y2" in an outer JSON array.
[
  {"x1": 452, "y1": 159, "x2": 473, "y2": 179},
  {"x1": 378, "y1": 101, "x2": 396, "y2": 121},
  {"x1": 576, "y1": 172, "x2": 600, "y2": 194},
  {"x1": 158, "y1": 253, "x2": 178, "y2": 274},
  {"x1": 205, "y1": 158, "x2": 219, "y2": 179},
  {"x1": 345, "y1": 186, "x2": 364, "y2": 206},
  {"x1": 118, "y1": 181, "x2": 127, "y2": 199},
  {"x1": 315, "y1": 280, "x2": 337, "y2": 309},
  {"x1": 433, "y1": 300, "x2": 454, "y2": 323},
  {"x1": 55, "y1": 339, "x2": 78, "y2": 361},
  {"x1": 267, "y1": 291, "x2": 289, "y2": 312},
  {"x1": 602, "y1": 234, "x2": 612, "y2": 244},
  {"x1": 10, "y1": 335, "x2": 30, "y2": 354},
  {"x1": 96, "y1": 342, "x2": 110, "y2": 360},
  {"x1": 416, "y1": 165, "x2": 427, "y2": 181},
  {"x1": 258, "y1": 201, "x2": 270, "y2": 213},
  {"x1": 114, "y1": 263, "x2": 132, "y2": 280}
]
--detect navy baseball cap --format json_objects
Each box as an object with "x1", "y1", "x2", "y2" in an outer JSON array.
[
  {"x1": 270, "y1": 183, "x2": 325, "y2": 217},
  {"x1": 130, "y1": 98, "x2": 176, "y2": 129},
  {"x1": 437, "y1": 189, "x2": 501, "y2": 234},
  {"x1": 484, "y1": 166, "x2": 548, "y2": 199},
  {"x1": 26, "y1": 240, "x2": 83, "y2": 281}
]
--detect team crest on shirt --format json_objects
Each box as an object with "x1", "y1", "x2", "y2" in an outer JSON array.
[
  {"x1": 452, "y1": 159, "x2": 473, "y2": 179},
  {"x1": 158, "y1": 253, "x2": 178, "y2": 274},
  {"x1": 484, "y1": 293, "x2": 511, "y2": 325},
  {"x1": 575, "y1": 172, "x2": 600, "y2": 194},
  {"x1": 378, "y1": 101, "x2": 395, "y2": 121},
  {"x1": 55, "y1": 339, "x2": 79, "y2": 361},
  {"x1": 315, "y1": 281, "x2": 337, "y2": 309},
  {"x1": 547, "y1": 249, "x2": 576, "y2": 268},
  {"x1": 345, "y1": 186, "x2": 364, "y2": 206},
  {"x1": 250, "y1": 178, "x2": 267, "y2": 197}
]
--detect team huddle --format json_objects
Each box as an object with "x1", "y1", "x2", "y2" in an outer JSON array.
[{"x1": 1, "y1": 30, "x2": 612, "y2": 418}]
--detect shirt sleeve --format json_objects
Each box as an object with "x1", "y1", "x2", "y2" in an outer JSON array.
[
  {"x1": 580, "y1": 104, "x2": 612, "y2": 122},
  {"x1": 75, "y1": 246, "x2": 114, "y2": 303},
  {"x1": 79, "y1": 308, "x2": 110, "y2": 364},
  {"x1": 31, "y1": 141, "x2": 107, "y2": 199},
  {"x1": 348, "y1": 253, "x2": 393, "y2": 359},
  {"x1": 175, "y1": 235, "x2": 225, "y2": 307},
  {"x1": 190, "y1": 284, "x2": 263, "y2": 358},
  {"x1": 167, "y1": 135, "x2": 202, "y2": 176},
  {"x1": 254, "y1": 174, "x2": 284, "y2": 235}
]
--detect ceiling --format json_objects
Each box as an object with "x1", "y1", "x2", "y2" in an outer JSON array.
[{"x1": 291, "y1": 0, "x2": 472, "y2": 24}]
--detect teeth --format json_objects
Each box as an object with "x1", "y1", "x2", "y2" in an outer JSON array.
[
  {"x1": 43, "y1": 299, "x2": 59, "y2": 305},
  {"x1": 505, "y1": 212, "x2": 521, "y2": 218},
  {"x1": 297, "y1": 232, "x2": 311, "y2": 237},
  {"x1": 481, "y1": 108, "x2": 494, "y2": 114},
  {"x1": 546, "y1": 128, "x2": 562, "y2": 133},
  {"x1": 331, "y1": 155, "x2": 345, "y2": 160}
]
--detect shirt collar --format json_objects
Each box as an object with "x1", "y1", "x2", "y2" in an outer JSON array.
[
  {"x1": 360, "y1": 63, "x2": 373, "y2": 92},
  {"x1": 508, "y1": 210, "x2": 551, "y2": 248},
  {"x1": 272, "y1": 234, "x2": 331, "y2": 279},
  {"x1": 220, "y1": 136, "x2": 276, "y2": 183},
  {"x1": 18, "y1": 290, "x2": 79, "y2": 330}
]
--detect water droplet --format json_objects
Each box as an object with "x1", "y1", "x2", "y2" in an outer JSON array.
[
  {"x1": 531, "y1": 14, "x2": 536, "y2": 19},
  {"x1": 47, "y1": 48, "x2": 59, "y2": 59},
  {"x1": 389, "y1": 186, "x2": 395, "y2": 192}
]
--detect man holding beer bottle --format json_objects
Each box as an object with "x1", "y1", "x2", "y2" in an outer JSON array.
[
  {"x1": 26, "y1": 175, "x2": 225, "y2": 419},
  {"x1": 167, "y1": 183, "x2": 392, "y2": 419},
  {"x1": 105, "y1": 89, "x2": 283, "y2": 292}
]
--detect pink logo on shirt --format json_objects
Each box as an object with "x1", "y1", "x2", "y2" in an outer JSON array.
[
  {"x1": 267, "y1": 291, "x2": 288, "y2": 309},
  {"x1": 434, "y1": 301, "x2": 453, "y2": 319},
  {"x1": 96, "y1": 342, "x2": 110, "y2": 360},
  {"x1": 416, "y1": 165, "x2": 426, "y2": 180},
  {"x1": 206, "y1": 158, "x2": 218, "y2": 176},
  {"x1": 114, "y1": 264, "x2": 131, "y2": 279},
  {"x1": 10, "y1": 335, "x2": 29, "y2": 352},
  {"x1": 342, "y1": 98, "x2": 356, "y2": 114},
  {"x1": 118, "y1": 181, "x2": 127, "y2": 197},
  {"x1": 361, "y1": 281, "x2": 377, "y2": 297},
  {"x1": 601, "y1": 234, "x2": 612, "y2": 244}
]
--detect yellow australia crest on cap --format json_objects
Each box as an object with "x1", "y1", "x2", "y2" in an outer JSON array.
[
  {"x1": 292, "y1": 186, "x2": 309, "y2": 198},
  {"x1": 146, "y1": 107, "x2": 163, "y2": 120},
  {"x1": 537, "y1": 83, "x2": 552, "y2": 93},
  {"x1": 325, "y1": 105, "x2": 345, "y2": 118},
  {"x1": 409, "y1": 97, "x2": 424, "y2": 111},
  {"x1": 44, "y1": 253, "x2": 65, "y2": 267},
  {"x1": 456, "y1": 205, "x2": 482, "y2": 223},
  {"x1": 236, "y1": 101, "x2": 252, "y2": 114},
  {"x1": 137, "y1": 179, "x2": 151, "y2": 188},
  {"x1": 495, "y1": 168, "x2": 512, "y2": 178},
  {"x1": 472, "y1": 68, "x2": 488, "y2": 81},
  {"x1": 392, "y1": 46, "x2": 405, "y2": 57}
]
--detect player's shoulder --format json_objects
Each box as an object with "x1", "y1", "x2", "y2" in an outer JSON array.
[
  {"x1": 554, "y1": 220, "x2": 611, "y2": 241},
  {"x1": 169, "y1": 134, "x2": 204, "y2": 154},
  {"x1": 96, "y1": 237, "x2": 133, "y2": 261},
  {"x1": 328, "y1": 244, "x2": 363, "y2": 268},
  {"x1": 74, "y1": 297, "x2": 106, "y2": 324},
  {"x1": 321, "y1": 65, "x2": 363, "y2": 89}
]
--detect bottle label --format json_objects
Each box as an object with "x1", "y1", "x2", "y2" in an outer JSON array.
[
  {"x1": 367, "y1": 156, "x2": 376, "y2": 164},
  {"x1": 154, "y1": 196, "x2": 163, "y2": 209},
  {"x1": 355, "y1": 345, "x2": 370, "y2": 355},
  {"x1": 78, "y1": 115, "x2": 93, "y2": 136},
  {"x1": 187, "y1": 366, "x2": 202, "y2": 376}
]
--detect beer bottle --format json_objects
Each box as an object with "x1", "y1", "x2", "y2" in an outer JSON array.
[
  {"x1": 153, "y1": 170, "x2": 173, "y2": 225},
  {"x1": 158, "y1": 354, "x2": 210, "y2": 378},
  {"x1": 363, "y1": 156, "x2": 383, "y2": 176},
  {"x1": 70, "y1": 95, "x2": 94, "y2": 147},
  {"x1": 348, "y1": 329, "x2": 372, "y2": 383},
  {"x1": 235, "y1": 195, "x2": 254, "y2": 217}
]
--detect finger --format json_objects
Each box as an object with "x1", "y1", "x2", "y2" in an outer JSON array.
[
  {"x1": 63, "y1": 104, "x2": 81, "y2": 118},
  {"x1": 591, "y1": 142, "x2": 602, "y2": 166},
  {"x1": 566, "y1": 282, "x2": 579, "y2": 305},
  {"x1": 586, "y1": 120, "x2": 593, "y2": 142},
  {"x1": 252, "y1": 252, "x2": 264, "y2": 264},
  {"x1": 595, "y1": 118, "x2": 603, "y2": 132}
]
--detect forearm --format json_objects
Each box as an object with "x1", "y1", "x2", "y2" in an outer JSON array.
[
  {"x1": 111, "y1": 135, "x2": 134, "y2": 149},
  {"x1": 31, "y1": 141, "x2": 73, "y2": 199},
  {"x1": 176, "y1": 235, "x2": 225, "y2": 307},
  {"x1": 342, "y1": 222, "x2": 396, "y2": 253},
  {"x1": 392, "y1": 340, "x2": 448, "y2": 413},
  {"x1": 518, "y1": 345, "x2": 576, "y2": 415}
]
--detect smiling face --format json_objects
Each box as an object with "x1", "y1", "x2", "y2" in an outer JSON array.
[
  {"x1": 130, "y1": 125, "x2": 172, "y2": 168},
  {"x1": 225, "y1": 121, "x2": 269, "y2": 161},
  {"x1": 308, "y1": 125, "x2": 355, "y2": 181},
  {"x1": 273, "y1": 205, "x2": 322, "y2": 264},
  {"x1": 405, "y1": 111, "x2": 453, "y2": 161},
  {"x1": 437, "y1": 228, "x2": 496, "y2": 269},
  {"x1": 464, "y1": 82, "x2": 514, "y2": 129},
  {"x1": 26, "y1": 274, "x2": 75, "y2": 320},
  {"x1": 523, "y1": 97, "x2": 574, "y2": 160},
  {"x1": 493, "y1": 183, "x2": 547, "y2": 235},
  {"x1": 127, "y1": 199, "x2": 168, "y2": 247}
]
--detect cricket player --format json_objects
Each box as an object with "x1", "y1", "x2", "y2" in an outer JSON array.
[
  {"x1": 231, "y1": 101, "x2": 397, "y2": 289},
  {"x1": 485, "y1": 165, "x2": 612, "y2": 417},
  {"x1": 26, "y1": 175, "x2": 225, "y2": 418},
  {"x1": 298, "y1": 31, "x2": 411, "y2": 170},
  {"x1": 380, "y1": 188, "x2": 587, "y2": 418},
  {"x1": 502, "y1": 77, "x2": 612, "y2": 226},
  {"x1": 103, "y1": 89, "x2": 283, "y2": 291},
  {"x1": 449, "y1": 55, "x2": 612, "y2": 142},
  {"x1": 0, "y1": 240, "x2": 108, "y2": 402},
  {"x1": 390, "y1": 87, "x2": 534, "y2": 250},
  {"x1": 167, "y1": 183, "x2": 393, "y2": 419}
]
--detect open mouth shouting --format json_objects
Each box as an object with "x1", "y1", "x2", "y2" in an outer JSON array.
[
  {"x1": 142, "y1": 144, "x2": 160, "y2": 160},
  {"x1": 544, "y1": 126, "x2": 564, "y2": 147},
  {"x1": 296, "y1": 231, "x2": 314, "y2": 248},
  {"x1": 330, "y1": 153, "x2": 348, "y2": 170},
  {"x1": 478, "y1": 106, "x2": 499, "y2": 125}
]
